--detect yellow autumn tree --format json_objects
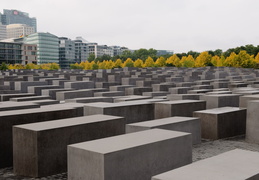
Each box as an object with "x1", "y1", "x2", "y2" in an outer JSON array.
[
  {"x1": 143, "y1": 56, "x2": 155, "y2": 67},
  {"x1": 134, "y1": 58, "x2": 144, "y2": 68},
  {"x1": 105, "y1": 60, "x2": 115, "y2": 69},
  {"x1": 123, "y1": 58, "x2": 134, "y2": 67},
  {"x1": 223, "y1": 52, "x2": 238, "y2": 67},
  {"x1": 114, "y1": 59, "x2": 123, "y2": 68},
  {"x1": 165, "y1": 55, "x2": 174, "y2": 66},
  {"x1": 168, "y1": 54, "x2": 181, "y2": 67},
  {"x1": 155, "y1": 57, "x2": 166, "y2": 67},
  {"x1": 255, "y1": 53, "x2": 259, "y2": 63},
  {"x1": 211, "y1": 56, "x2": 220, "y2": 67},
  {"x1": 180, "y1": 55, "x2": 195, "y2": 67},
  {"x1": 195, "y1": 51, "x2": 212, "y2": 67},
  {"x1": 237, "y1": 50, "x2": 256, "y2": 68},
  {"x1": 98, "y1": 61, "x2": 107, "y2": 69}
]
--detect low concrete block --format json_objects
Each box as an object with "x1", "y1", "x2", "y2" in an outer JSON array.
[
  {"x1": 246, "y1": 100, "x2": 259, "y2": 143},
  {"x1": 152, "y1": 149, "x2": 259, "y2": 180},
  {"x1": 66, "y1": 97, "x2": 114, "y2": 103},
  {"x1": 10, "y1": 95, "x2": 51, "y2": 102},
  {"x1": 28, "y1": 85, "x2": 61, "y2": 95},
  {"x1": 84, "y1": 101, "x2": 156, "y2": 124},
  {"x1": 1, "y1": 93, "x2": 35, "y2": 101},
  {"x1": 239, "y1": 95, "x2": 259, "y2": 108},
  {"x1": 0, "y1": 104, "x2": 84, "y2": 168},
  {"x1": 94, "y1": 91, "x2": 125, "y2": 97},
  {"x1": 126, "y1": 116, "x2": 201, "y2": 144},
  {"x1": 68, "y1": 129, "x2": 192, "y2": 180},
  {"x1": 155, "y1": 100, "x2": 206, "y2": 119},
  {"x1": 193, "y1": 107, "x2": 246, "y2": 140},
  {"x1": 13, "y1": 114, "x2": 125, "y2": 177},
  {"x1": 201, "y1": 94, "x2": 241, "y2": 109},
  {"x1": 64, "y1": 81, "x2": 95, "y2": 89}
]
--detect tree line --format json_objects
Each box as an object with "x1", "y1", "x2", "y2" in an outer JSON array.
[{"x1": 71, "y1": 49, "x2": 259, "y2": 70}]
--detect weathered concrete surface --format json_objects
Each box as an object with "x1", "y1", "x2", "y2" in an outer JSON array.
[
  {"x1": 68, "y1": 129, "x2": 192, "y2": 180},
  {"x1": 152, "y1": 149, "x2": 259, "y2": 180},
  {"x1": 13, "y1": 115, "x2": 125, "y2": 177},
  {"x1": 155, "y1": 100, "x2": 206, "y2": 119},
  {"x1": 126, "y1": 116, "x2": 201, "y2": 144},
  {"x1": 194, "y1": 107, "x2": 246, "y2": 140}
]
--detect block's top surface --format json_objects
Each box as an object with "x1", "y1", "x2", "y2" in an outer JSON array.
[
  {"x1": 0, "y1": 103, "x2": 84, "y2": 116},
  {"x1": 194, "y1": 107, "x2": 244, "y2": 114},
  {"x1": 152, "y1": 149, "x2": 259, "y2": 180},
  {"x1": 127, "y1": 116, "x2": 199, "y2": 127},
  {"x1": 69, "y1": 129, "x2": 190, "y2": 154},
  {"x1": 203, "y1": 94, "x2": 241, "y2": 97},
  {"x1": 156, "y1": 100, "x2": 205, "y2": 105},
  {"x1": 13, "y1": 114, "x2": 123, "y2": 131},
  {"x1": 84, "y1": 99, "x2": 163, "y2": 108}
]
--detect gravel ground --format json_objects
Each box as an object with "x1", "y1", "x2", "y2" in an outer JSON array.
[{"x1": 1, "y1": 136, "x2": 259, "y2": 180}]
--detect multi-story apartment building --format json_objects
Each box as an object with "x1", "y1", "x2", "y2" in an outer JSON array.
[
  {"x1": 0, "y1": 42, "x2": 22, "y2": 64},
  {"x1": 6, "y1": 24, "x2": 35, "y2": 39},
  {"x1": 22, "y1": 44, "x2": 37, "y2": 65},
  {"x1": 59, "y1": 37, "x2": 76, "y2": 69},
  {"x1": 24, "y1": 32, "x2": 59, "y2": 64},
  {"x1": 111, "y1": 46, "x2": 129, "y2": 56},
  {"x1": 0, "y1": 9, "x2": 37, "y2": 32}
]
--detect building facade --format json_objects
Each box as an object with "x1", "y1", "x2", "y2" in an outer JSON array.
[
  {"x1": 24, "y1": 32, "x2": 59, "y2": 64},
  {"x1": 1, "y1": 9, "x2": 37, "y2": 32},
  {"x1": 74, "y1": 38, "x2": 90, "y2": 63},
  {"x1": 0, "y1": 42, "x2": 22, "y2": 64},
  {"x1": 22, "y1": 44, "x2": 37, "y2": 65},
  {"x1": 0, "y1": 23, "x2": 6, "y2": 40},
  {"x1": 6, "y1": 24, "x2": 35, "y2": 39},
  {"x1": 59, "y1": 37, "x2": 76, "y2": 69}
]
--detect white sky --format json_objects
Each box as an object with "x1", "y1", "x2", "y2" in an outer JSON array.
[{"x1": 1, "y1": 0, "x2": 259, "y2": 53}]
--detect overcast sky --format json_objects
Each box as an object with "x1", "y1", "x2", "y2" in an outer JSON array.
[{"x1": 1, "y1": 0, "x2": 259, "y2": 53}]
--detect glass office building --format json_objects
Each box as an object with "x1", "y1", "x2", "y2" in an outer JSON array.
[
  {"x1": 24, "y1": 32, "x2": 59, "y2": 64},
  {"x1": 59, "y1": 37, "x2": 76, "y2": 69},
  {"x1": 0, "y1": 42, "x2": 22, "y2": 64},
  {"x1": 1, "y1": 9, "x2": 37, "y2": 32}
]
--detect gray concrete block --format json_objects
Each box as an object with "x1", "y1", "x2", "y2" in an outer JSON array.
[
  {"x1": 126, "y1": 116, "x2": 201, "y2": 144},
  {"x1": 152, "y1": 149, "x2": 259, "y2": 180},
  {"x1": 125, "y1": 87, "x2": 152, "y2": 95},
  {"x1": 15, "y1": 81, "x2": 48, "y2": 93},
  {"x1": 94, "y1": 91, "x2": 125, "y2": 97},
  {"x1": 1, "y1": 93, "x2": 36, "y2": 101},
  {"x1": 246, "y1": 100, "x2": 259, "y2": 143},
  {"x1": 28, "y1": 85, "x2": 61, "y2": 95},
  {"x1": 155, "y1": 100, "x2": 206, "y2": 119},
  {"x1": 0, "y1": 104, "x2": 84, "y2": 168},
  {"x1": 113, "y1": 95, "x2": 152, "y2": 102},
  {"x1": 64, "y1": 81, "x2": 95, "y2": 89},
  {"x1": 193, "y1": 107, "x2": 246, "y2": 140},
  {"x1": 10, "y1": 95, "x2": 51, "y2": 102},
  {"x1": 13, "y1": 114, "x2": 125, "y2": 177},
  {"x1": 84, "y1": 101, "x2": 156, "y2": 124},
  {"x1": 68, "y1": 129, "x2": 192, "y2": 180},
  {"x1": 201, "y1": 94, "x2": 241, "y2": 109},
  {"x1": 41, "y1": 88, "x2": 74, "y2": 99},
  {"x1": 167, "y1": 94, "x2": 201, "y2": 101},
  {"x1": 66, "y1": 97, "x2": 114, "y2": 103},
  {"x1": 0, "y1": 101, "x2": 40, "y2": 111},
  {"x1": 239, "y1": 95, "x2": 259, "y2": 108}
]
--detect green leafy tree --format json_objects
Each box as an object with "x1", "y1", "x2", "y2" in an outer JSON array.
[{"x1": 0, "y1": 62, "x2": 9, "y2": 70}]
